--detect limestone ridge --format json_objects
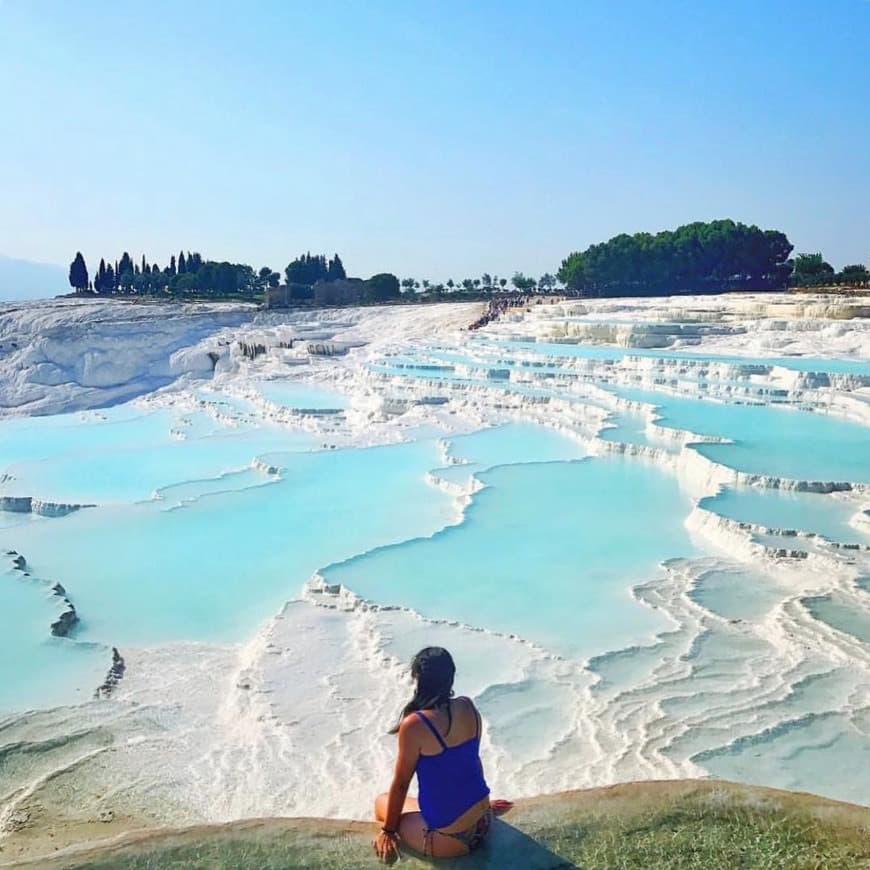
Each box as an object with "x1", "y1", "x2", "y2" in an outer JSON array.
[
  {"x1": 49, "y1": 584, "x2": 79, "y2": 638},
  {"x1": 6, "y1": 550, "x2": 80, "y2": 637},
  {"x1": 0, "y1": 494, "x2": 94, "y2": 518},
  {"x1": 94, "y1": 648, "x2": 126, "y2": 699},
  {"x1": 4, "y1": 550, "x2": 126, "y2": 697}
]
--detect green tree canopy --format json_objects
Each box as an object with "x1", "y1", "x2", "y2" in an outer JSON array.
[
  {"x1": 285, "y1": 253, "x2": 345, "y2": 285},
  {"x1": 119, "y1": 268, "x2": 134, "y2": 291},
  {"x1": 839, "y1": 263, "x2": 869, "y2": 283},
  {"x1": 94, "y1": 258, "x2": 108, "y2": 293},
  {"x1": 327, "y1": 254, "x2": 346, "y2": 281},
  {"x1": 557, "y1": 220, "x2": 793, "y2": 297},
  {"x1": 214, "y1": 262, "x2": 236, "y2": 294},
  {"x1": 68, "y1": 252, "x2": 89, "y2": 294},
  {"x1": 791, "y1": 253, "x2": 835, "y2": 287},
  {"x1": 511, "y1": 272, "x2": 536, "y2": 291},
  {"x1": 118, "y1": 251, "x2": 134, "y2": 278},
  {"x1": 366, "y1": 273, "x2": 400, "y2": 302}
]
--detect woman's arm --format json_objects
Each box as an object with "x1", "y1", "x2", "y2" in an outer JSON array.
[
  {"x1": 374, "y1": 717, "x2": 420, "y2": 861},
  {"x1": 383, "y1": 717, "x2": 420, "y2": 831}
]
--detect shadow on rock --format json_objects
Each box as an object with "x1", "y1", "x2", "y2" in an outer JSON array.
[{"x1": 410, "y1": 819, "x2": 580, "y2": 868}]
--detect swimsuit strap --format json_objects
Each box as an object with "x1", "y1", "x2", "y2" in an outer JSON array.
[{"x1": 415, "y1": 711, "x2": 449, "y2": 750}]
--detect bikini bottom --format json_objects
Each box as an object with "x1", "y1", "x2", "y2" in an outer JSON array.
[{"x1": 423, "y1": 807, "x2": 493, "y2": 856}]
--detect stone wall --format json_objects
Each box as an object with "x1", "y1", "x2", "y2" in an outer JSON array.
[
  {"x1": 265, "y1": 279, "x2": 370, "y2": 309},
  {"x1": 313, "y1": 279, "x2": 368, "y2": 306}
]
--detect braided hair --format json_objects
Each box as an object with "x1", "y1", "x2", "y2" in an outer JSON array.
[{"x1": 389, "y1": 647, "x2": 456, "y2": 735}]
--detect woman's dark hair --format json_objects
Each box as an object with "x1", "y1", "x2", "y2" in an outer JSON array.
[{"x1": 389, "y1": 647, "x2": 456, "y2": 735}]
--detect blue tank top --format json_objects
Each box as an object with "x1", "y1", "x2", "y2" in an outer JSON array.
[{"x1": 414, "y1": 702, "x2": 490, "y2": 829}]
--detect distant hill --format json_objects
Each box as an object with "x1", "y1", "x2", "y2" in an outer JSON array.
[{"x1": 0, "y1": 255, "x2": 67, "y2": 301}]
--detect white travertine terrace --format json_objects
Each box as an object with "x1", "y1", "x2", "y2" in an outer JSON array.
[{"x1": 0, "y1": 292, "x2": 868, "y2": 835}]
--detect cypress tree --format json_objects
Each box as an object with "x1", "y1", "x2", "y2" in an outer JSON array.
[
  {"x1": 169, "y1": 255, "x2": 177, "y2": 277},
  {"x1": 68, "y1": 252, "x2": 89, "y2": 294},
  {"x1": 330, "y1": 254, "x2": 346, "y2": 281},
  {"x1": 178, "y1": 251, "x2": 187, "y2": 274}
]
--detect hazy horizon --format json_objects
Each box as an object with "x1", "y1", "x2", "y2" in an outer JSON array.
[
  {"x1": 1, "y1": 1, "x2": 868, "y2": 284},
  {"x1": 0, "y1": 255, "x2": 65, "y2": 302}
]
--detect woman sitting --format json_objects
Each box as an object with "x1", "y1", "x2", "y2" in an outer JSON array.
[{"x1": 374, "y1": 647, "x2": 502, "y2": 861}]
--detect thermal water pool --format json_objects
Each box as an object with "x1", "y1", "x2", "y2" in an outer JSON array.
[
  {"x1": 605, "y1": 385, "x2": 870, "y2": 482},
  {"x1": 323, "y1": 454, "x2": 697, "y2": 657},
  {"x1": 0, "y1": 553, "x2": 109, "y2": 710},
  {"x1": 0, "y1": 404, "x2": 315, "y2": 503},
  {"x1": 701, "y1": 487, "x2": 869, "y2": 543},
  {"x1": 479, "y1": 337, "x2": 870, "y2": 376},
  {"x1": 0, "y1": 438, "x2": 458, "y2": 653},
  {"x1": 257, "y1": 380, "x2": 349, "y2": 410}
]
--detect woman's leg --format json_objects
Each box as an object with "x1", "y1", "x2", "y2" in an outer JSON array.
[
  {"x1": 374, "y1": 792, "x2": 419, "y2": 822},
  {"x1": 375, "y1": 796, "x2": 497, "y2": 858},
  {"x1": 373, "y1": 798, "x2": 470, "y2": 858},
  {"x1": 395, "y1": 813, "x2": 475, "y2": 859}
]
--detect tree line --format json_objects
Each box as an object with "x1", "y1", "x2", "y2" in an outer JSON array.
[
  {"x1": 557, "y1": 219, "x2": 869, "y2": 297},
  {"x1": 68, "y1": 250, "x2": 276, "y2": 296},
  {"x1": 284, "y1": 253, "x2": 346, "y2": 285},
  {"x1": 67, "y1": 223, "x2": 868, "y2": 302},
  {"x1": 68, "y1": 248, "x2": 558, "y2": 300},
  {"x1": 557, "y1": 220, "x2": 794, "y2": 296},
  {"x1": 790, "y1": 253, "x2": 869, "y2": 287},
  {"x1": 67, "y1": 251, "x2": 352, "y2": 297},
  {"x1": 397, "y1": 272, "x2": 556, "y2": 295}
]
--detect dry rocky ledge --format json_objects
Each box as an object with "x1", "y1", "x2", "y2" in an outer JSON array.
[{"x1": 2, "y1": 780, "x2": 869, "y2": 869}]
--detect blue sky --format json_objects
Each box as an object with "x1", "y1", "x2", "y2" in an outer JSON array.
[{"x1": 1, "y1": 0, "x2": 868, "y2": 282}]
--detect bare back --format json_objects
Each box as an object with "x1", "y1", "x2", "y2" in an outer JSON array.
[{"x1": 410, "y1": 697, "x2": 479, "y2": 756}]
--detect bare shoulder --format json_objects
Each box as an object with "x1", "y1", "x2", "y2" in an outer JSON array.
[
  {"x1": 399, "y1": 712, "x2": 424, "y2": 737},
  {"x1": 456, "y1": 696, "x2": 479, "y2": 724}
]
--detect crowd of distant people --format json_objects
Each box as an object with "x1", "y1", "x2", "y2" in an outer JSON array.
[{"x1": 467, "y1": 295, "x2": 533, "y2": 330}]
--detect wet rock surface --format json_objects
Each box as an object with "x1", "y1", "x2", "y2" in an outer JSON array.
[
  {"x1": 94, "y1": 648, "x2": 126, "y2": 699},
  {"x1": 6, "y1": 780, "x2": 870, "y2": 870}
]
